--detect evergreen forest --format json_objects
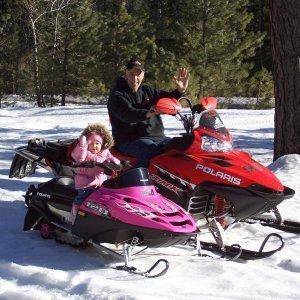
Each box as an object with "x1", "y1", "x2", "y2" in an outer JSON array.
[{"x1": 0, "y1": 0, "x2": 274, "y2": 107}]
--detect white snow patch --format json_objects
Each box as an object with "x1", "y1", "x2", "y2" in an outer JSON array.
[
  {"x1": 0, "y1": 103, "x2": 299, "y2": 299},
  {"x1": 268, "y1": 154, "x2": 300, "y2": 174}
]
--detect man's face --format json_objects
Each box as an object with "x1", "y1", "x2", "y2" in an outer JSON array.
[{"x1": 125, "y1": 68, "x2": 144, "y2": 92}]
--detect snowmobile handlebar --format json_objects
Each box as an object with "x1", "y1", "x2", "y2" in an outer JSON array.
[
  {"x1": 154, "y1": 96, "x2": 210, "y2": 117},
  {"x1": 177, "y1": 96, "x2": 193, "y2": 110},
  {"x1": 154, "y1": 96, "x2": 219, "y2": 134}
]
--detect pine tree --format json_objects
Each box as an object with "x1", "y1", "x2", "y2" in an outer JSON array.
[
  {"x1": 59, "y1": 0, "x2": 104, "y2": 104},
  {"x1": 142, "y1": 0, "x2": 190, "y2": 90},
  {"x1": 247, "y1": 0, "x2": 272, "y2": 72},
  {"x1": 0, "y1": 0, "x2": 31, "y2": 97},
  {"x1": 95, "y1": 0, "x2": 150, "y2": 90},
  {"x1": 127, "y1": 0, "x2": 267, "y2": 99},
  {"x1": 181, "y1": 0, "x2": 265, "y2": 99}
]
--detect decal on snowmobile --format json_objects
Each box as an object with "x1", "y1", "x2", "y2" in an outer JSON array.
[
  {"x1": 85, "y1": 201, "x2": 109, "y2": 217},
  {"x1": 148, "y1": 202, "x2": 167, "y2": 213},
  {"x1": 195, "y1": 163, "x2": 241, "y2": 185},
  {"x1": 118, "y1": 201, "x2": 155, "y2": 218},
  {"x1": 141, "y1": 188, "x2": 155, "y2": 196},
  {"x1": 152, "y1": 165, "x2": 196, "y2": 189},
  {"x1": 149, "y1": 201, "x2": 177, "y2": 213},
  {"x1": 150, "y1": 173, "x2": 183, "y2": 195},
  {"x1": 37, "y1": 192, "x2": 51, "y2": 199}
]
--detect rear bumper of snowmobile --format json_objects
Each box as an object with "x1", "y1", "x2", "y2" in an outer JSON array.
[
  {"x1": 9, "y1": 146, "x2": 39, "y2": 179},
  {"x1": 200, "y1": 182, "x2": 295, "y2": 220},
  {"x1": 9, "y1": 139, "x2": 75, "y2": 179}
]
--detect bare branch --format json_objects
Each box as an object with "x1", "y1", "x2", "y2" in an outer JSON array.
[{"x1": 23, "y1": 0, "x2": 72, "y2": 24}]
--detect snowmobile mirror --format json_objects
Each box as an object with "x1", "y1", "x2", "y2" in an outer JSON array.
[
  {"x1": 199, "y1": 96, "x2": 218, "y2": 110},
  {"x1": 155, "y1": 97, "x2": 182, "y2": 115}
]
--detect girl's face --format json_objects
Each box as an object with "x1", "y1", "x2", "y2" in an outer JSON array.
[
  {"x1": 88, "y1": 140, "x2": 102, "y2": 154},
  {"x1": 87, "y1": 133, "x2": 103, "y2": 154}
]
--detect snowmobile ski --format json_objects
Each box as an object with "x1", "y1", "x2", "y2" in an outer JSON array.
[
  {"x1": 93, "y1": 242, "x2": 169, "y2": 278},
  {"x1": 115, "y1": 259, "x2": 169, "y2": 278},
  {"x1": 245, "y1": 218, "x2": 300, "y2": 234},
  {"x1": 189, "y1": 233, "x2": 284, "y2": 260}
]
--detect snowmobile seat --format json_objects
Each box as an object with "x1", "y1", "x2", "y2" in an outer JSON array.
[
  {"x1": 44, "y1": 139, "x2": 76, "y2": 165},
  {"x1": 25, "y1": 138, "x2": 77, "y2": 178},
  {"x1": 52, "y1": 162, "x2": 75, "y2": 178},
  {"x1": 27, "y1": 138, "x2": 76, "y2": 165}
]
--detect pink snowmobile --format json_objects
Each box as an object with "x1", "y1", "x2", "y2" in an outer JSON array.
[{"x1": 10, "y1": 142, "x2": 198, "y2": 277}]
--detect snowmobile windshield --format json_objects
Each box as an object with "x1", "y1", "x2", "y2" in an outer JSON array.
[
  {"x1": 115, "y1": 167, "x2": 153, "y2": 188},
  {"x1": 197, "y1": 110, "x2": 229, "y2": 135}
]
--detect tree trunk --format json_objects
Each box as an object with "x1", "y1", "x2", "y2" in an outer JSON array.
[
  {"x1": 50, "y1": 6, "x2": 61, "y2": 107},
  {"x1": 30, "y1": 17, "x2": 44, "y2": 107},
  {"x1": 61, "y1": 11, "x2": 70, "y2": 107},
  {"x1": 270, "y1": 0, "x2": 300, "y2": 160},
  {"x1": 14, "y1": 57, "x2": 21, "y2": 94},
  {"x1": 199, "y1": 0, "x2": 208, "y2": 96},
  {"x1": 61, "y1": 40, "x2": 68, "y2": 107},
  {"x1": 258, "y1": 0, "x2": 264, "y2": 68}
]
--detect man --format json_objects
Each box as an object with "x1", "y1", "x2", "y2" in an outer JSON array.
[{"x1": 107, "y1": 58, "x2": 189, "y2": 167}]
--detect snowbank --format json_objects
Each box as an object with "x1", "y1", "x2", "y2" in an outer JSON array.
[
  {"x1": 269, "y1": 154, "x2": 300, "y2": 174},
  {"x1": 0, "y1": 105, "x2": 299, "y2": 299}
]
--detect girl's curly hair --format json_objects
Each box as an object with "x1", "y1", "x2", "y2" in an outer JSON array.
[{"x1": 81, "y1": 123, "x2": 114, "y2": 150}]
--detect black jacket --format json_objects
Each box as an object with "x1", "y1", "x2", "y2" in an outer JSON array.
[{"x1": 107, "y1": 76, "x2": 182, "y2": 145}]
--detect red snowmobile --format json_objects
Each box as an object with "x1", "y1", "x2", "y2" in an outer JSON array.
[{"x1": 112, "y1": 96, "x2": 298, "y2": 238}]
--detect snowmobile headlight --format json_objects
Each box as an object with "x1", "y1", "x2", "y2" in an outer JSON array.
[{"x1": 201, "y1": 135, "x2": 233, "y2": 152}]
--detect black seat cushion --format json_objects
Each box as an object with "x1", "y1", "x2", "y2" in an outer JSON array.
[{"x1": 56, "y1": 176, "x2": 75, "y2": 188}]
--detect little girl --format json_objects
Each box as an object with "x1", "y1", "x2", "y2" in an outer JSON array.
[
  {"x1": 69, "y1": 123, "x2": 120, "y2": 223},
  {"x1": 71, "y1": 123, "x2": 120, "y2": 189}
]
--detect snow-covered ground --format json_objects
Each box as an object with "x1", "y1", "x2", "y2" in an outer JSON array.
[{"x1": 0, "y1": 104, "x2": 299, "y2": 300}]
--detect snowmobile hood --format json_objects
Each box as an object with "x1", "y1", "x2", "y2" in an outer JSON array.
[
  {"x1": 81, "y1": 185, "x2": 197, "y2": 234},
  {"x1": 188, "y1": 150, "x2": 284, "y2": 192}
]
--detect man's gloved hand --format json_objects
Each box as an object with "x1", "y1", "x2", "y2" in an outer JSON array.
[
  {"x1": 192, "y1": 104, "x2": 205, "y2": 114},
  {"x1": 146, "y1": 106, "x2": 160, "y2": 118}
]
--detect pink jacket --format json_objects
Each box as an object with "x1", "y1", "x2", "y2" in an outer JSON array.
[{"x1": 71, "y1": 139, "x2": 120, "y2": 189}]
